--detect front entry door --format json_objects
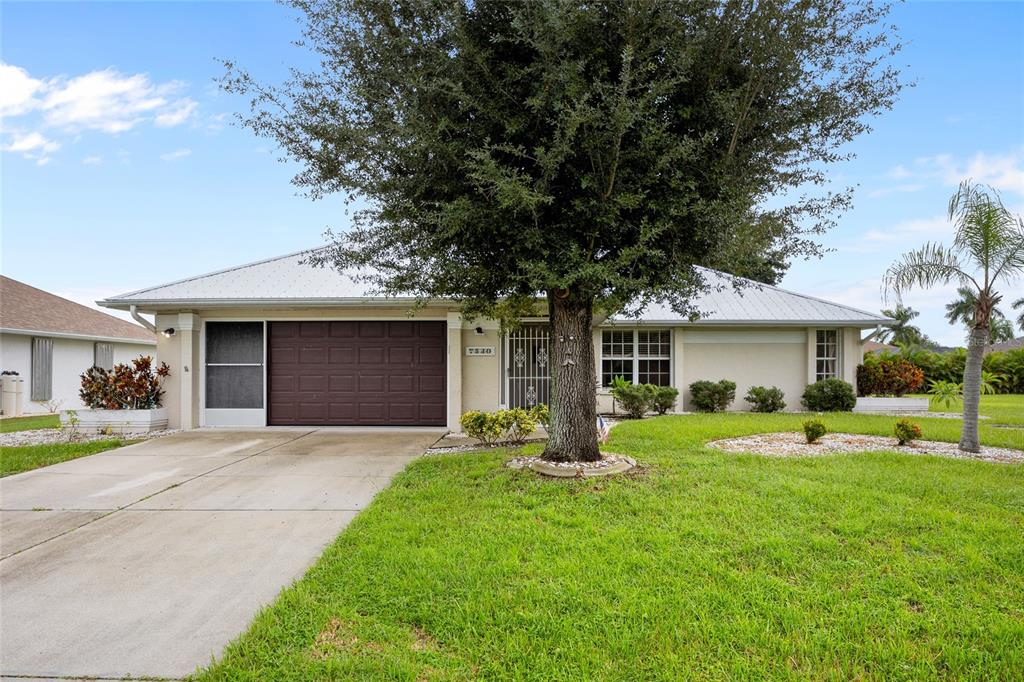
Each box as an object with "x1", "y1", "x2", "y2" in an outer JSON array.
[{"x1": 506, "y1": 324, "x2": 551, "y2": 409}]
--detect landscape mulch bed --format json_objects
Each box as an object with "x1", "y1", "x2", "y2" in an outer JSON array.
[{"x1": 707, "y1": 432, "x2": 1024, "y2": 464}]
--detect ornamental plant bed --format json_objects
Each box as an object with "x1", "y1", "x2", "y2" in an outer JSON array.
[{"x1": 707, "y1": 432, "x2": 1023, "y2": 464}]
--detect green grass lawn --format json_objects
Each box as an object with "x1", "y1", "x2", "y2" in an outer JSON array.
[
  {"x1": 932, "y1": 393, "x2": 1024, "y2": 427},
  {"x1": 0, "y1": 413, "x2": 60, "y2": 433},
  {"x1": 195, "y1": 407, "x2": 1024, "y2": 681},
  {"x1": 0, "y1": 439, "x2": 130, "y2": 477}
]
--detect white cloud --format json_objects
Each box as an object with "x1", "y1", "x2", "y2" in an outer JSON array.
[
  {"x1": 155, "y1": 99, "x2": 198, "y2": 127},
  {"x1": 3, "y1": 131, "x2": 60, "y2": 154},
  {"x1": 0, "y1": 62, "x2": 199, "y2": 163},
  {"x1": 82, "y1": 155, "x2": 102, "y2": 165},
  {"x1": 160, "y1": 147, "x2": 191, "y2": 161},
  {"x1": 867, "y1": 183, "x2": 925, "y2": 198},
  {"x1": 40, "y1": 68, "x2": 195, "y2": 133},
  {"x1": 883, "y1": 149, "x2": 1024, "y2": 196},
  {"x1": 0, "y1": 63, "x2": 46, "y2": 116}
]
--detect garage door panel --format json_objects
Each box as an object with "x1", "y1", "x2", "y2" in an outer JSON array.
[{"x1": 269, "y1": 321, "x2": 447, "y2": 426}]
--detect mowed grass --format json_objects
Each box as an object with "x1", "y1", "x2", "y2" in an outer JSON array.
[
  {"x1": 195, "y1": 407, "x2": 1024, "y2": 681},
  {"x1": 0, "y1": 439, "x2": 129, "y2": 477},
  {"x1": 0, "y1": 413, "x2": 60, "y2": 433}
]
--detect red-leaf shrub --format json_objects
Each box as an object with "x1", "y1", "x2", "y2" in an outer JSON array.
[
  {"x1": 79, "y1": 356, "x2": 170, "y2": 409},
  {"x1": 856, "y1": 355, "x2": 924, "y2": 397}
]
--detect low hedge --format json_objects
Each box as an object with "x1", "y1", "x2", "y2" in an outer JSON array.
[{"x1": 882, "y1": 347, "x2": 1024, "y2": 394}]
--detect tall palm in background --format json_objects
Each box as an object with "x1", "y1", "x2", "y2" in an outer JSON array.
[
  {"x1": 878, "y1": 304, "x2": 927, "y2": 346},
  {"x1": 944, "y1": 286, "x2": 1014, "y2": 342},
  {"x1": 1013, "y1": 297, "x2": 1024, "y2": 334},
  {"x1": 884, "y1": 181, "x2": 1024, "y2": 452}
]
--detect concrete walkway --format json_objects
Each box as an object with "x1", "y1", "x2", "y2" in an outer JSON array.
[{"x1": 0, "y1": 427, "x2": 443, "y2": 680}]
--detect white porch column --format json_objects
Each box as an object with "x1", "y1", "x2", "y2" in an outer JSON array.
[
  {"x1": 178, "y1": 313, "x2": 200, "y2": 430},
  {"x1": 806, "y1": 328, "x2": 817, "y2": 386},
  {"x1": 447, "y1": 312, "x2": 463, "y2": 431}
]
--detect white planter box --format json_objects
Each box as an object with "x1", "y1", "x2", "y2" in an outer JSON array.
[
  {"x1": 854, "y1": 397, "x2": 929, "y2": 414},
  {"x1": 61, "y1": 407, "x2": 168, "y2": 433}
]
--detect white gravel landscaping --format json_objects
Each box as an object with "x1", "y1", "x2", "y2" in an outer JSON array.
[
  {"x1": 707, "y1": 432, "x2": 1024, "y2": 464},
  {"x1": 0, "y1": 428, "x2": 179, "y2": 448}
]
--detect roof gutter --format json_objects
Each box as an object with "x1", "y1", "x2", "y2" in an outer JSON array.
[{"x1": 129, "y1": 305, "x2": 157, "y2": 333}]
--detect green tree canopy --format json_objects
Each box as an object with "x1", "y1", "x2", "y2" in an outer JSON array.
[{"x1": 225, "y1": 0, "x2": 904, "y2": 460}]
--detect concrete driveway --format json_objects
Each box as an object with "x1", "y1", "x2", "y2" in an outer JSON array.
[{"x1": 0, "y1": 427, "x2": 442, "y2": 680}]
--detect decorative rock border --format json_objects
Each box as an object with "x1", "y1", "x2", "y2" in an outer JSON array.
[{"x1": 506, "y1": 454, "x2": 636, "y2": 478}]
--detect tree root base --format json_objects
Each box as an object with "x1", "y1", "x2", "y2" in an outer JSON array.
[{"x1": 506, "y1": 454, "x2": 636, "y2": 478}]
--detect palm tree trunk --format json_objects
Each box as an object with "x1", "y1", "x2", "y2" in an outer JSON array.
[
  {"x1": 542, "y1": 289, "x2": 601, "y2": 462},
  {"x1": 959, "y1": 324, "x2": 988, "y2": 452}
]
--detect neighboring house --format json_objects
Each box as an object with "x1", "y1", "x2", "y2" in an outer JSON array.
[
  {"x1": 0, "y1": 276, "x2": 156, "y2": 415},
  {"x1": 863, "y1": 340, "x2": 900, "y2": 355},
  {"x1": 988, "y1": 337, "x2": 1023, "y2": 353},
  {"x1": 99, "y1": 250, "x2": 892, "y2": 431}
]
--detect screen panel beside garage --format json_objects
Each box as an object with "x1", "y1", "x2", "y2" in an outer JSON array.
[{"x1": 267, "y1": 321, "x2": 446, "y2": 426}]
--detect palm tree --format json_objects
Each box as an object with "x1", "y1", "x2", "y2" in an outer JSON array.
[
  {"x1": 1013, "y1": 297, "x2": 1024, "y2": 334},
  {"x1": 884, "y1": 181, "x2": 1024, "y2": 452},
  {"x1": 878, "y1": 304, "x2": 926, "y2": 346},
  {"x1": 945, "y1": 286, "x2": 1012, "y2": 342}
]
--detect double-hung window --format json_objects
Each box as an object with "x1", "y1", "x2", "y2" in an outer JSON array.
[
  {"x1": 815, "y1": 329, "x2": 840, "y2": 381},
  {"x1": 601, "y1": 329, "x2": 671, "y2": 387}
]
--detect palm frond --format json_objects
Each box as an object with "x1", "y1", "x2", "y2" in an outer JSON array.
[{"x1": 882, "y1": 242, "x2": 973, "y2": 302}]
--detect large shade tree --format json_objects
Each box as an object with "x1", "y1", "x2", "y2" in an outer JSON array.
[
  {"x1": 884, "y1": 182, "x2": 1024, "y2": 452},
  {"x1": 224, "y1": 0, "x2": 903, "y2": 461}
]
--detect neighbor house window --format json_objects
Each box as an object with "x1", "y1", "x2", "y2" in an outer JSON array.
[
  {"x1": 601, "y1": 329, "x2": 671, "y2": 387},
  {"x1": 31, "y1": 337, "x2": 53, "y2": 401},
  {"x1": 94, "y1": 342, "x2": 114, "y2": 370},
  {"x1": 815, "y1": 329, "x2": 840, "y2": 381},
  {"x1": 205, "y1": 322, "x2": 264, "y2": 409}
]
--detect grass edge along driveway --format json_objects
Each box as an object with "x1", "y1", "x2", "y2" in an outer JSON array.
[{"x1": 193, "y1": 407, "x2": 1024, "y2": 681}]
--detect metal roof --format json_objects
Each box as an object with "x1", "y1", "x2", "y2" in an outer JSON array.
[
  {"x1": 100, "y1": 250, "x2": 891, "y2": 327},
  {"x1": 605, "y1": 267, "x2": 892, "y2": 327}
]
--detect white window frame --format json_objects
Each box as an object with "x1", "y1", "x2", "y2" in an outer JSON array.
[
  {"x1": 599, "y1": 328, "x2": 672, "y2": 387},
  {"x1": 815, "y1": 329, "x2": 841, "y2": 381}
]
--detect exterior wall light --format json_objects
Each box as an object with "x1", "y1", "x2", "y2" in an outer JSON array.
[{"x1": 162, "y1": 328, "x2": 176, "y2": 337}]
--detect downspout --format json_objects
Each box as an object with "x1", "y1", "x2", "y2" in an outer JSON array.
[
  {"x1": 860, "y1": 325, "x2": 883, "y2": 344},
  {"x1": 130, "y1": 305, "x2": 157, "y2": 333}
]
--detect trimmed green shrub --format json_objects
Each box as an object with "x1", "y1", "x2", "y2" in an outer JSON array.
[
  {"x1": 744, "y1": 386, "x2": 786, "y2": 413},
  {"x1": 651, "y1": 386, "x2": 679, "y2": 415},
  {"x1": 529, "y1": 403, "x2": 550, "y2": 428},
  {"x1": 612, "y1": 382, "x2": 657, "y2": 419},
  {"x1": 856, "y1": 355, "x2": 924, "y2": 396},
  {"x1": 459, "y1": 410, "x2": 504, "y2": 444},
  {"x1": 803, "y1": 419, "x2": 827, "y2": 444},
  {"x1": 801, "y1": 378, "x2": 856, "y2": 412},
  {"x1": 894, "y1": 419, "x2": 922, "y2": 446},
  {"x1": 689, "y1": 380, "x2": 736, "y2": 413},
  {"x1": 497, "y1": 408, "x2": 538, "y2": 444}
]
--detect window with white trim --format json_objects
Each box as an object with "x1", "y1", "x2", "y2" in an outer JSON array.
[
  {"x1": 601, "y1": 329, "x2": 671, "y2": 387},
  {"x1": 815, "y1": 329, "x2": 840, "y2": 381}
]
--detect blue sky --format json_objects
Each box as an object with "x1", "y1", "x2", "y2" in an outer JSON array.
[{"x1": 2, "y1": 1, "x2": 1022, "y2": 346}]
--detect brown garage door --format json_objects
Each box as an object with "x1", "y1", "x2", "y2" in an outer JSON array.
[{"x1": 268, "y1": 321, "x2": 447, "y2": 426}]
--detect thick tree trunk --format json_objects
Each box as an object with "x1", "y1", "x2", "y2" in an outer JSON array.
[
  {"x1": 959, "y1": 324, "x2": 988, "y2": 453},
  {"x1": 542, "y1": 290, "x2": 601, "y2": 462}
]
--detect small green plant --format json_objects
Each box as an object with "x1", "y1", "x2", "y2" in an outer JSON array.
[
  {"x1": 980, "y1": 371, "x2": 1004, "y2": 395},
  {"x1": 928, "y1": 379, "x2": 962, "y2": 409},
  {"x1": 500, "y1": 408, "x2": 538, "y2": 444},
  {"x1": 63, "y1": 409, "x2": 80, "y2": 442},
  {"x1": 803, "y1": 419, "x2": 827, "y2": 444},
  {"x1": 529, "y1": 403, "x2": 549, "y2": 428},
  {"x1": 744, "y1": 386, "x2": 786, "y2": 413},
  {"x1": 650, "y1": 386, "x2": 679, "y2": 415},
  {"x1": 688, "y1": 379, "x2": 736, "y2": 412},
  {"x1": 611, "y1": 382, "x2": 657, "y2": 419},
  {"x1": 459, "y1": 410, "x2": 504, "y2": 445},
  {"x1": 894, "y1": 418, "x2": 922, "y2": 446},
  {"x1": 801, "y1": 378, "x2": 856, "y2": 412}
]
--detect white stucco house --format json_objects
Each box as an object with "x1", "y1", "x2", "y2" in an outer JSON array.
[
  {"x1": 97, "y1": 250, "x2": 891, "y2": 431},
  {"x1": 0, "y1": 276, "x2": 156, "y2": 416}
]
